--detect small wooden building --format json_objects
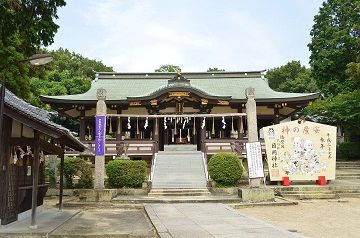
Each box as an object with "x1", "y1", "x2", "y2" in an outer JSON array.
[
  {"x1": 0, "y1": 88, "x2": 85, "y2": 226},
  {"x1": 41, "y1": 71, "x2": 319, "y2": 157}
]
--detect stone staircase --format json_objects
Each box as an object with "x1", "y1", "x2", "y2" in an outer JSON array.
[
  {"x1": 273, "y1": 185, "x2": 338, "y2": 200},
  {"x1": 149, "y1": 145, "x2": 209, "y2": 196},
  {"x1": 336, "y1": 161, "x2": 360, "y2": 180}
]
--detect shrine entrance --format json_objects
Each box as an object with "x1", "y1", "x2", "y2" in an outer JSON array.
[{"x1": 164, "y1": 117, "x2": 196, "y2": 145}]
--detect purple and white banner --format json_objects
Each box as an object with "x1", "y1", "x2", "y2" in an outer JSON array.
[{"x1": 95, "y1": 115, "x2": 106, "y2": 156}]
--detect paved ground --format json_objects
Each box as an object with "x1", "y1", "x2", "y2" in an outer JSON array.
[
  {"x1": 145, "y1": 203, "x2": 303, "y2": 238},
  {"x1": 239, "y1": 198, "x2": 360, "y2": 238},
  {"x1": 0, "y1": 209, "x2": 156, "y2": 237}
]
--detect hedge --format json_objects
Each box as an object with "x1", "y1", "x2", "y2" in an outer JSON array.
[
  {"x1": 60, "y1": 157, "x2": 93, "y2": 189},
  {"x1": 106, "y1": 159, "x2": 147, "y2": 188},
  {"x1": 208, "y1": 152, "x2": 243, "y2": 187},
  {"x1": 338, "y1": 142, "x2": 360, "y2": 160}
]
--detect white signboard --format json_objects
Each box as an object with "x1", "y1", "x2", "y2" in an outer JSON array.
[
  {"x1": 263, "y1": 120, "x2": 337, "y2": 181},
  {"x1": 246, "y1": 142, "x2": 265, "y2": 178}
]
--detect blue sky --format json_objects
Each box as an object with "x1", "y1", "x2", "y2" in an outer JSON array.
[{"x1": 48, "y1": 0, "x2": 325, "y2": 72}]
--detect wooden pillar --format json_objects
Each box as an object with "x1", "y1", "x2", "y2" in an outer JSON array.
[
  {"x1": 116, "y1": 107, "x2": 122, "y2": 141},
  {"x1": 59, "y1": 147, "x2": 64, "y2": 211},
  {"x1": 274, "y1": 107, "x2": 280, "y2": 124},
  {"x1": 0, "y1": 116, "x2": 11, "y2": 224},
  {"x1": 153, "y1": 118, "x2": 159, "y2": 152},
  {"x1": 30, "y1": 131, "x2": 40, "y2": 229},
  {"x1": 79, "y1": 109, "x2": 86, "y2": 141}
]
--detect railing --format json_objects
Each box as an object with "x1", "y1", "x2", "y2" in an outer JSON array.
[
  {"x1": 65, "y1": 140, "x2": 156, "y2": 156},
  {"x1": 201, "y1": 152, "x2": 209, "y2": 181},
  {"x1": 149, "y1": 153, "x2": 158, "y2": 182},
  {"x1": 204, "y1": 139, "x2": 266, "y2": 157}
]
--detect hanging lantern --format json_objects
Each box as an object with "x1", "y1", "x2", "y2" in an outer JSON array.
[{"x1": 127, "y1": 117, "x2": 131, "y2": 129}]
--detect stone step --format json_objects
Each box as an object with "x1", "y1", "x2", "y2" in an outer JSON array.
[
  {"x1": 273, "y1": 186, "x2": 333, "y2": 192},
  {"x1": 335, "y1": 193, "x2": 360, "y2": 198},
  {"x1": 336, "y1": 175, "x2": 360, "y2": 179},
  {"x1": 280, "y1": 193, "x2": 337, "y2": 200},
  {"x1": 148, "y1": 188, "x2": 211, "y2": 196}
]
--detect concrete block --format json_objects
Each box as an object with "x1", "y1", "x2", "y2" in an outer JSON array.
[{"x1": 238, "y1": 187, "x2": 275, "y2": 202}]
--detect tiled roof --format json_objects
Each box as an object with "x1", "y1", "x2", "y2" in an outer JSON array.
[
  {"x1": 4, "y1": 87, "x2": 85, "y2": 151},
  {"x1": 40, "y1": 71, "x2": 319, "y2": 103}
]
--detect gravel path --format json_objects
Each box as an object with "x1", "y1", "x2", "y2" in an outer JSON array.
[{"x1": 238, "y1": 198, "x2": 360, "y2": 238}]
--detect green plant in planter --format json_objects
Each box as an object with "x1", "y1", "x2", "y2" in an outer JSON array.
[
  {"x1": 59, "y1": 157, "x2": 93, "y2": 189},
  {"x1": 106, "y1": 159, "x2": 147, "y2": 188},
  {"x1": 208, "y1": 152, "x2": 243, "y2": 187}
]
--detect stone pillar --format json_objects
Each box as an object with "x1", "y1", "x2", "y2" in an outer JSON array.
[
  {"x1": 245, "y1": 87, "x2": 261, "y2": 188},
  {"x1": 94, "y1": 88, "x2": 107, "y2": 189}
]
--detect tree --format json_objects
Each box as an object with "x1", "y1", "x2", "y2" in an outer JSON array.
[
  {"x1": 28, "y1": 48, "x2": 113, "y2": 107},
  {"x1": 207, "y1": 67, "x2": 225, "y2": 72},
  {"x1": 155, "y1": 64, "x2": 181, "y2": 72},
  {"x1": 265, "y1": 61, "x2": 318, "y2": 93},
  {"x1": 308, "y1": 0, "x2": 360, "y2": 96},
  {"x1": 0, "y1": 0, "x2": 66, "y2": 100}
]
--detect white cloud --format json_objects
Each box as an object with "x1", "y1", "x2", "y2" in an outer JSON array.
[{"x1": 49, "y1": 0, "x2": 323, "y2": 72}]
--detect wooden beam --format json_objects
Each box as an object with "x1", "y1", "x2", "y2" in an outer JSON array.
[
  {"x1": 30, "y1": 131, "x2": 40, "y2": 229},
  {"x1": 39, "y1": 139, "x2": 63, "y2": 156},
  {"x1": 107, "y1": 112, "x2": 246, "y2": 118},
  {"x1": 59, "y1": 145, "x2": 64, "y2": 211}
]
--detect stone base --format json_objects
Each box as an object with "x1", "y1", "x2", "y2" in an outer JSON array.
[
  {"x1": 238, "y1": 187, "x2": 275, "y2": 202},
  {"x1": 75, "y1": 189, "x2": 117, "y2": 202}
]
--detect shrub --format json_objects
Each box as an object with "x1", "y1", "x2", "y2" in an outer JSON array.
[
  {"x1": 60, "y1": 157, "x2": 93, "y2": 189},
  {"x1": 208, "y1": 152, "x2": 243, "y2": 187},
  {"x1": 338, "y1": 142, "x2": 360, "y2": 160},
  {"x1": 106, "y1": 159, "x2": 147, "y2": 188}
]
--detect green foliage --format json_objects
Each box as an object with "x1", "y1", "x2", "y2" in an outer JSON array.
[
  {"x1": 45, "y1": 167, "x2": 57, "y2": 188},
  {"x1": 338, "y1": 142, "x2": 360, "y2": 160},
  {"x1": 0, "y1": 0, "x2": 66, "y2": 99},
  {"x1": 28, "y1": 48, "x2": 113, "y2": 107},
  {"x1": 60, "y1": 157, "x2": 93, "y2": 189},
  {"x1": 208, "y1": 152, "x2": 243, "y2": 187},
  {"x1": 207, "y1": 67, "x2": 225, "y2": 72},
  {"x1": 304, "y1": 90, "x2": 360, "y2": 140},
  {"x1": 155, "y1": 64, "x2": 181, "y2": 72},
  {"x1": 266, "y1": 61, "x2": 318, "y2": 93},
  {"x1": 308, "y1": 0, "x2": 360, "y2": 96},
  {"x1": 106, "y1": 159, "x2": 147, "y2": 188}
]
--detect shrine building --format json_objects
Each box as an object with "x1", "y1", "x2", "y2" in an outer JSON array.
[{"x1": 40, "y1": 71, "x2": 319, "y2": 159}]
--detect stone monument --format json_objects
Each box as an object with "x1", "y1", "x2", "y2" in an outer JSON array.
[
  {"x1": 238, "y1": 87, "x2": 274, "y2": 202},
  {"x1": 94, "y1": 88, "x2": 107, "y2": 189}
]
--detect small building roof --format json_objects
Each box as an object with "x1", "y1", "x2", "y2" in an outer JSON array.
[
  {"x1": 40, "y1": 71, "x2": 319, "y2": 104},
  {"x1": 4, "y1": 87, "x2": 85, "y2": 151}
]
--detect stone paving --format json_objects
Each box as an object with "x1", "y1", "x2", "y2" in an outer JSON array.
[
  {"x1": 145, "y1": 203, "x2": 304, "y2": 238},
  {"x1": 0, "y1": 209, "x2": 156, "y2": 237}
]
